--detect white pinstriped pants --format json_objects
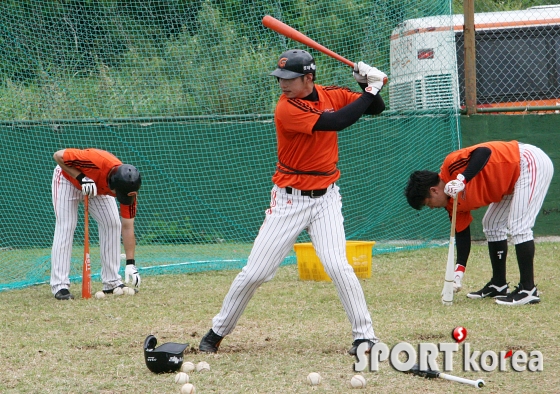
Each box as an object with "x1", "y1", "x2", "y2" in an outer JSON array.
[
  {"x1": 483, "y1": 144, "x2": 554, "y2": 244},
  {"x1": 212, "y1": 184, "x2": 377, "y2": 341},
  {"x1": 51, "y1": 166, "x2": 123, "y2": 294}
]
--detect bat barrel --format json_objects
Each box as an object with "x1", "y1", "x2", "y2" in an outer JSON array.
[
  {"x1": 439, "y1": 373, "x2": 485, "y2": 388},
  {"x1": 262, "y1": 15, "x2": 355, "y2": 68}
]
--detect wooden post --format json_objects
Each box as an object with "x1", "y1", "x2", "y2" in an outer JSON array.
[{"x1": 463, "y1": 0, "x2": 476, "y2": 115}]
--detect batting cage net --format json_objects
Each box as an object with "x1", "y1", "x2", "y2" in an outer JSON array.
[{"x1": 0, "y1": 0, "x2": 462, "y2": 291}]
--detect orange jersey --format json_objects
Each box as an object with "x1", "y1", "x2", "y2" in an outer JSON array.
[
  {"x1": 272, "y1": 85, "x2": 363, "y2": 190},
  {"x1": 440, "y1": 140, "x2": 520, "y2": 232},
  {"x1": 62, "y1": 148, "x2": 137, "y2": 219}
]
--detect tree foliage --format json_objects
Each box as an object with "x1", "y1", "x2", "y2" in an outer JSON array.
[{"x1": 0, "y1": 0, "x2": 557, "y2": 119}]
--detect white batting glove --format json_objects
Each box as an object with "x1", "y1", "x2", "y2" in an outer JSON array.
[
  {"x1": 125, "y1": 263, "x2": 141, "y2": 287},
  {"x1": 355, "y1": 61, "x2": 373, "y2": 76},
  {"x1": 79, "y1": 176, "x2": 97, "y2": 196},
  {"x1": 444, "y1": 174, "x2": 466, "y2": 198},
  {"x1": 353, "y1": 62, "x2": 368, "y2": 84},
  {"x1": 365, "y1": 68, "x2": 387, "y2": 95}
]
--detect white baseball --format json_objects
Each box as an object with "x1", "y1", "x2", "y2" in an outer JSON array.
[
  {"x1": 180, "y1": 383, "x2": 196, "y2": 394},
  {"x1": 122, "y1": 286, "x2": 136, "y2": 296},
  {"x1": 112, "y1": 287, "x2": 124, "y2": 296},
  {"x1": 181, "y1": 361, "x2": 195, "y2": 373},
  {"x1": 174, "y1": 372, "x2": 189, "y2": 385},
  {"x1": 120, "y1": 253, "x2": 126, "y2": 260},
  {"x1": 350, "y1": 374, "x2": 367, "y2": 388},
  {"x1": 94, "y1": 291, "x2": 105, "y2": 299},
  {"x1": 306, "y1": 372, "x2": 322, "y2": 386},
  {"x1": 196, "y1": 361, "x2": 210, "y2": 372}
]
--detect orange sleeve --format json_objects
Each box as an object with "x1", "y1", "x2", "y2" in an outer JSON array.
[{"x1": 120, "y1": 198, "x2": 137, "y2": 219}]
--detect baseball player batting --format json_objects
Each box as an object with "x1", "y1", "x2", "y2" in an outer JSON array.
[
  {"x1": 405, "y1": 140, "x2": 553, "y2": 305},
  {"x1": 51, "y1": 148, "x2": 142, "y2": 300},
  {"x1": 199, "y1": 49, "x2": 386, "y2": 355}
]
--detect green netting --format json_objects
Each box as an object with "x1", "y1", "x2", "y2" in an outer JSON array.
[{"x1": 0, "y1": 0, "x2": 459, "y2": 291}]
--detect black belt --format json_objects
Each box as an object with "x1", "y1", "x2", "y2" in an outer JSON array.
[{"x1": 285, "y1": 186, "x2": 329, "y2": 198}]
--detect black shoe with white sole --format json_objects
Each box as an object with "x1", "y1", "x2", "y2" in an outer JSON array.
[
  {"x1": 467, "y1": 281, "x2": 508, "y2": 299},
  {"x1": 495, "y1": 284, "x2": 540, "y2": 305}
]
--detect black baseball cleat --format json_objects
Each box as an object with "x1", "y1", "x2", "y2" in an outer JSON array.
[
  {"x1": 199, "y1": 329, "x2": 223, "y2": 353},
  {"x1": 495, "y1": 283, "x2": 540, "y2": 305},
  {"x1": 103, "y1": 284, "x2": 138, "y2": 294},
  {"x1": 466, "y1": 281, "x2": 508, "y2": 299},
  {"x1": 348, "y1": 338, "x2": 379, "y2": 356},
  {"x1": 54, "y1": 288, "x2": 74, "y2": 300}
]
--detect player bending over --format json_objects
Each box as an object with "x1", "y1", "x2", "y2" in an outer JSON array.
[
  {"x1": 405, "y1": 140, "x2": 553, "y2": 305},
  {"x1": 51, "y1": 148, "x2": 142, "y2": 300}
]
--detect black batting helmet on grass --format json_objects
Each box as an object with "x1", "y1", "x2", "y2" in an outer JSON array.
[{"x1": 143, "y1": 335, "x2": 189, "y2": 374}]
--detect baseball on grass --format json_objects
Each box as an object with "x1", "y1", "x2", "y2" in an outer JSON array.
[
  {"x1": 122, "y1": 286, "x2": 136, "y2": 296},
  {"x1": 181, "y1": 361, "x2": 195, "y2": 373},
  {"x1": 94, "y1": 291, "x2": 105, "y2": 299},
  {"x1": 112, "y1": 286, "x2": 124, "y2": 296},
  {"x1": 306, "y1": 372, "x2": 322, "y2": 386},
  {"x1": 180, "y1": 383, "x2": 196, "y2": 394},
  {"x1": 174, "y1": 372, "x2": 189, "y2": 385},
  {"x1": 350, "y1": 375, "x2": 367, "y2": 388},
  {"x1": 196, "y1": 361, "x2": 210, "y2": 372}
]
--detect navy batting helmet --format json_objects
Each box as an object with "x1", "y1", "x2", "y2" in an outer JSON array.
[
  {"x1": 270, "y1": 49, "x2": 316, "y2": 80},
  {"x1": 143, "y1": 335, "x2": 189, "y2": 374},
  {"x1": 108, "y1": 164, "x2": 141, "y2": 205}
]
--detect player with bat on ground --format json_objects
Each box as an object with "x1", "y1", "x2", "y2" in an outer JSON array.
[
  {"x1": 199, "y1": 49, "x2": 386, "y2": 355},
  {"x1": 405, "y1": 141, "x2": 553, "y2": 305},
  {"x1": 50, "y1": 148, "x2": 142, "y2": 300}
]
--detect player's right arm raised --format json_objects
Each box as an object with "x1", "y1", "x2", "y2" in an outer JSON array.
[{"x1": 313, "y1": 63, "x2": 385, "y2": 132}]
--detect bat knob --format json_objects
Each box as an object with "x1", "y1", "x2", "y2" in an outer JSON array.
[
  {"x1": 476, "y1": 379, "x2": 485, "y2": 388},
  {"x1": 383, "y1": 76, "x2": 388, "y2": 85}
]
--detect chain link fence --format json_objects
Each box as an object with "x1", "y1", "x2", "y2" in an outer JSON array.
[{"x1": 390, "y1": 4, "x2": 560, "y2": 113}]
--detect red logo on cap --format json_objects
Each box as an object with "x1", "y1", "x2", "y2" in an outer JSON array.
[{"x1": 278, "y1": 57, "x2": 288, "y2": 68}]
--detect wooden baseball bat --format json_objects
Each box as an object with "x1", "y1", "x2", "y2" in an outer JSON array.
[
  {"x1": 441, "y1": 197, "x2": 458, "y2": 305},
  {"x1": 262, "y1": 15, "x2": 355, "y2": 67},
  {"x1": 82, "y1": 195, "x2": 91, "y2": 299}
]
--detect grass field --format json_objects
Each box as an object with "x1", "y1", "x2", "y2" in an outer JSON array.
[{"x1": 1, "y1": 242, "x2": 558, "y2": 393}]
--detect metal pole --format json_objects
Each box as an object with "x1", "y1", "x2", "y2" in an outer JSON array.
[
  {"x1": 463, "y1": 0, "x2": 476, "y2": 115},
  {"x1": 461, "y1": 105, "x2": 560, "y2": 114}
]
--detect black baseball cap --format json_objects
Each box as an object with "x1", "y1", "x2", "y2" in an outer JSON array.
[{"x1": 270, "y1": 49, "x2": 316, "y2": 79}]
